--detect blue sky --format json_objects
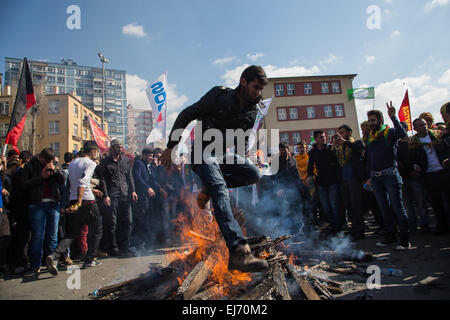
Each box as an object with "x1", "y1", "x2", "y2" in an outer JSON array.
[{"x1": 1, "y1": 0, "x2": 449, "y2": 130}]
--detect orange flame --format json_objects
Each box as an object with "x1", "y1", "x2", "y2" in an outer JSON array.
[
  {"x1": 288, "y1": 252, "x2": 298, "y2": 265},
  {"x1": 166, "y1": 192, "x2": 252, "y2": 296}
]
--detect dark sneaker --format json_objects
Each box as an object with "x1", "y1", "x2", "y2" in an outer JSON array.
[
  {"x1": 228, "y1": 244, "x2": 268, "y2": 273},
  {"x1": 96, "y1": 250, "x2": 109, "y2": 258},
  {"x1": 46, "y1": 255, "x2": 59, "y2": 276},
  {"x1": 395, "y1": 240, "x2": 412, "y2": 251},
  {"x1": 82, "y1": 260, "x2": 102, "y2": 269},
  {"x1": 23, "y1": 267, "x2": 40, "y2": 277},
  {"x1": 376, "y1": 234, "x2": 397, "y2": 247}
]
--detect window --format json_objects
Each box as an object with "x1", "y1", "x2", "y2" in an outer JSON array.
[
  {"x1": 327, "y1": 130, "x2": 335, "y2": 141},
  {"x1": 324, "y1": 105, "x2": 333, "y2": 117},
  {"x1": 76, "y1": 69, "x2": 82, "y2": 76},
  {"x1": 280, "y1": 133, "x2": 290, "y2": 144},
  {"x1": 335, "y1": 105, "x2": 344, "y2": 117},
  {"x1": 332, "y1": 81, "x2": 341, "y2": 93},
  {"x1": 73, "y1": 124, "x2": 79, "y2": 136},
  {"x1": 289, "y1": 108, "x2": 298, "y2": 120},
  {"x1": 0, "y1": 102, "x2": 9, "y2": 116},
  {"x1": 74, "y1": 144, "x2": 79, "y2": 152},
  {"x1": 49, "y1": 121, "x2": 60, "y2": 134},
  {"x1": 49, "y1": 100, "x2": 60, "y2": 114},
  {"x1": 310, "y1": 131, "x2": 315, "y2": 142},
  {"x1": 57, "y1": 68, "x2": 65, "y2": 75},
  {"x1": 307, "y1": 106, "x2": 316, "y2": 119},
  {"x1": 115, "y1": 73, "x2": 122, "y2": 80},
  {"x1": 73, "y1": 104, "x2": 78, "y2": 117},
  {"x1": 57, "y1": 77, "x2": 65, "y2": 84},
  {"x1": 292, "y1": 132, "x2": 301, "y2": 145},
  {"x1": 47, "y1": 76, "x2": 55, "y2": 83},
  {"x1": 0, "y1": 124, "x2": 8, "y2": 137},
  {"x1": 106, "y1": 89, "x2": 115, "y2": 95},
  {"x1": 287, "y1": 83, "x2": 295, "y2": 95},
  {"x1": 82, "y1": 110, "x2": 87, "y2": 119},
  {"x1": 49, "y1": 143, "x2": 60, "y2": 157},
  {"x1": 278, "y1": 108, "x2": 287, "y2": 120},
  {"x1": 321, "y1": 82, "x2": 329, "y2": 94},
  {"x1": 83, "y1": 128, "x2": 88, "y2": 140},
  {"x1": 47, "y1": 66, "x2": 55, "y2": 73},
  {"x1": 304, "y1": 83, "x2": 312, "y2": 95},
  {"x1": 275, "y1": 84, "x2": 284, "y2": 96}
]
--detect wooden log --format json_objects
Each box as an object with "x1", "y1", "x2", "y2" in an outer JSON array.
[
  {"x1": 326, "y1": 285, "x2": 344, "y2": 295},
  {"x1": 96, "y1": 274, "x2": 150, "y2": 298},
  {"x1": 176, "y1": 257, "x2": 213, "y2": 300},
  {"x1": 191, "y1": 285, "x2": 221, "y2": 300},
  {"x1": 310, "y1": 277, "x2": 333, "y2": 299},
  {"x1": 237, "y1": 278, "x2": 276, "y2": 300},
  {"x1": 285, "y1": 264, "x2": 320, "y2": 301},
  {"x1": 271, "y1": 263, "x2": 291, "y2": 300},
  {"x1": 188, "y1": 230, "x2": 214, "y2": 242}
]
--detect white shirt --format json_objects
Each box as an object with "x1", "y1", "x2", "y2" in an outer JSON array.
[
  {"x1": 69, "y1": 157, "x2": 97, "y2": 201},
  {"x1": 418, "y1": 135, "x2": 444, "y2": 173}
]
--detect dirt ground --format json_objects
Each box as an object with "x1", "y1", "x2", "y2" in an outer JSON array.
[{"x1": 1, "y1": 215, "x2": 449, "y2": 300}]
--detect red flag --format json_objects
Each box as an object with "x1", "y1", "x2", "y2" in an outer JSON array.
[
  {"x1": 398, "y1": 89, "x2": 412, "y2": 131},
  {"x1": 88, "y1": 116, "x2": 111, "y2": 153},
  {"x1": 5, "y1": 58, "x2": 36, "y2": 154}
]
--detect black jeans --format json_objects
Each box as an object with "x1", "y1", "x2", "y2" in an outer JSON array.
[
  {"x1": 192, "y1": 153, "x2": 260, "y2": 252},
  {"x1": 52, "y1": 201, "x2": 103, "y2": 263},
  {"x1": 9, "y1": 205, "x2": 30, "y2": 267},
  {"x1": 131, "y1": 196, "x2": 150, "y2": 248},
  {"x1": 103, "y1": 196, "x2": 132, "y2": 252},
  {"x1": 341, "y1": 177, "x2": 365, "y2": 235},
  {"x1": 424, "y1": 170, "x2": 450, "y2": 231}
]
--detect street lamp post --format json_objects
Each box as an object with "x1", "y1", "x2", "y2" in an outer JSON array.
[{"x1": 98, "y1": 53, "x2": 109, "y2": 130}]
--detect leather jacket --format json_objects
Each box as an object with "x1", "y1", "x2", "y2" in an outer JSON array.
[{"x1": 167, "y1": 86, "x2": 262, "y2": 158}]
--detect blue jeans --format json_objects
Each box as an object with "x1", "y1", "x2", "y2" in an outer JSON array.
[
  {"x1": 317, "y1": 184, "x2": 341, "y2": 232},
  {"x1": 371, "y1": 171, "x2": 410, "y2": 237},
  {"x1": 28, "y1": 202, "x2": 60, "y2": 269},
  {"x1": 193, "y1": 153, "x2": 260, "y2": 251}
]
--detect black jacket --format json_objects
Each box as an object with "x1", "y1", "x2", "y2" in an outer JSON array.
[
  {"x1": 307, "y1": 144, "x2": 339, "y2": 186},
  {"x1": 336, "y1": 139, "x2": 367, "y2": 183},
  {"x1": 97, "y1": 153, "x2": 136, "y2": 198},
  {"x1": 166, "y1": 86, "x2": 261, "y2": 159},
  {"x1": 271, "y1": 156, "x2": 305, "y2": 194},
  {"x1": 408, "y1": 131, "x2": 449, "y2": 176},
  {"x1": 21, "y1": 157, "x2": 65, "y2": 205},
  {"x1": 132, "y1": 158, "x2": 160, "y2": 198}
]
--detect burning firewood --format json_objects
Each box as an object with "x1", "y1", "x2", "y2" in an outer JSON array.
[
  {"x1": 176, "y1": 255, "x2": 214, "y2": 300},
  {"x1": 270, "y1": 263, "x2": 291, "y2": 300},
  {"x1": 285, "y1": 264, "x2": 321, "y2": 301},
  {"x1": 188, "y1": 230, "x2": 215, "y2": 242}
]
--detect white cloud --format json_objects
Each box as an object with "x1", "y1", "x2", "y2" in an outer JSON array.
[
  {"x1": 221, "y1": 64, "x2": 321, "y2": 87},
  {"x1": 126, "y1": 74, "x2": 188, "y2": 135},
  {"x1": 425, "y1": 0, "x2": 450, "y2": 10},
  {"x1": 122, "y1": 23, "x2": 148, "y2": 38},
  {"x1": 390, "y1": 30, "x2": 400, "y2": 39},
  {"x1": 365, "y1": 55, "x2": 376, "y2": 64},
  {"x1": 213, "y1": 56, "x2": 236, "y2": 65},
  {"x1": 320, "y1": 54, "x2": 338, "y2": 65},
  {"x1": 354, "y1": 74, "x2": 449, "y2": 133},
  {"x1": 438, "y1": 69, "x2": 450, "y2": 85},
  {"x1": 246, "y1": 53, "x2": 264, "y2": 61}
]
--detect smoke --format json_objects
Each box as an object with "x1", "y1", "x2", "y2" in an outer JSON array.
[{"x1": 238, "y1": 172, "x2": 358, "y2": 259}]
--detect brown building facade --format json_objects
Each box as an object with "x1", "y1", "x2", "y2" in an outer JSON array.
[{"x1": 261, "y1": 74, "x2": 360, "y2": 151}]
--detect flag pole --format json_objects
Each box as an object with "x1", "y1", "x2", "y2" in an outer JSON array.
[{"x1": 2, "y1": 144, "x2": 7, "y2": 157}]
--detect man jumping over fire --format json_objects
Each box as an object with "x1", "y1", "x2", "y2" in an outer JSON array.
[{"x1": 160, "y1": 65, "x2": 269, "y2": 273}]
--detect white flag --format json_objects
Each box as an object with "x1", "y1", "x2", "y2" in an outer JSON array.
[
  {"x1": 247, "y1": 97, "x2": 273, "y2": 152},
  {"x1": 145, "y1": 72, "x2": 168, "y2": 144}
]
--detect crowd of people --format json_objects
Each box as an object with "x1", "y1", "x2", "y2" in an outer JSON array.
[
  {"x1": 0, "y1": 99, "x2": 448, "y2": 279},
  {"x1": 0, "y1": 138, "x2": 200, "y2": 278}
]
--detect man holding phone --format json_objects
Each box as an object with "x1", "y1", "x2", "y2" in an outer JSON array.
[{"x1": 22, "y1": 148, "x2": 65, "y2": 277}]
